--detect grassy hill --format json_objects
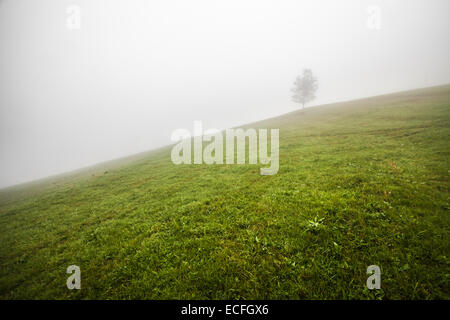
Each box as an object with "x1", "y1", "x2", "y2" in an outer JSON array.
[{"x1": 0, "y1": 85, "x2": 449, "y2": 299}]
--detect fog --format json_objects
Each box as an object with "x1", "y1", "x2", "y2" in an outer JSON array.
[{"x1": 0, "y1": 0, "x2": 449, "y2": 188}]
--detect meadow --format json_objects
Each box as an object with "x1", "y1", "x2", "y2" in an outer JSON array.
[{"x1": 0, "y1": 85, "x2": 449, "y2": 299}]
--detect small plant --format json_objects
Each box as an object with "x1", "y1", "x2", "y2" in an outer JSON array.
[
  {"x1": 388, "y1": 161, "x2": 399, "y2": 174},
  {"x1": 306, "y1": 216, "x2": 325, "y2": 230}
]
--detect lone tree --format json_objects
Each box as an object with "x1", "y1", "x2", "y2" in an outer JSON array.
[{"x1": 291, "y1": 69, "x2": 318, "y2": 109}]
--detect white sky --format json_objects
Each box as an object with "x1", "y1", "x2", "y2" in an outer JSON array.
[{"x1": 0, "y1": 0, "x2": 449, "y2": 188}]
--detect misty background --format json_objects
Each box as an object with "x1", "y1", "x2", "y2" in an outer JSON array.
[{"x1": 0, "y1": 0, "x2": 449, "y2": 188}]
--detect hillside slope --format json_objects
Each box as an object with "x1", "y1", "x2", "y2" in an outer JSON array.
[{"x1": 0, "y1": 85, "x2": 449, "y2": 299}]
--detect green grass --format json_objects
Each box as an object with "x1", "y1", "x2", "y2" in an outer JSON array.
[{"x1": 0, "y1": 85, "x2": 449, "y2": 299}]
